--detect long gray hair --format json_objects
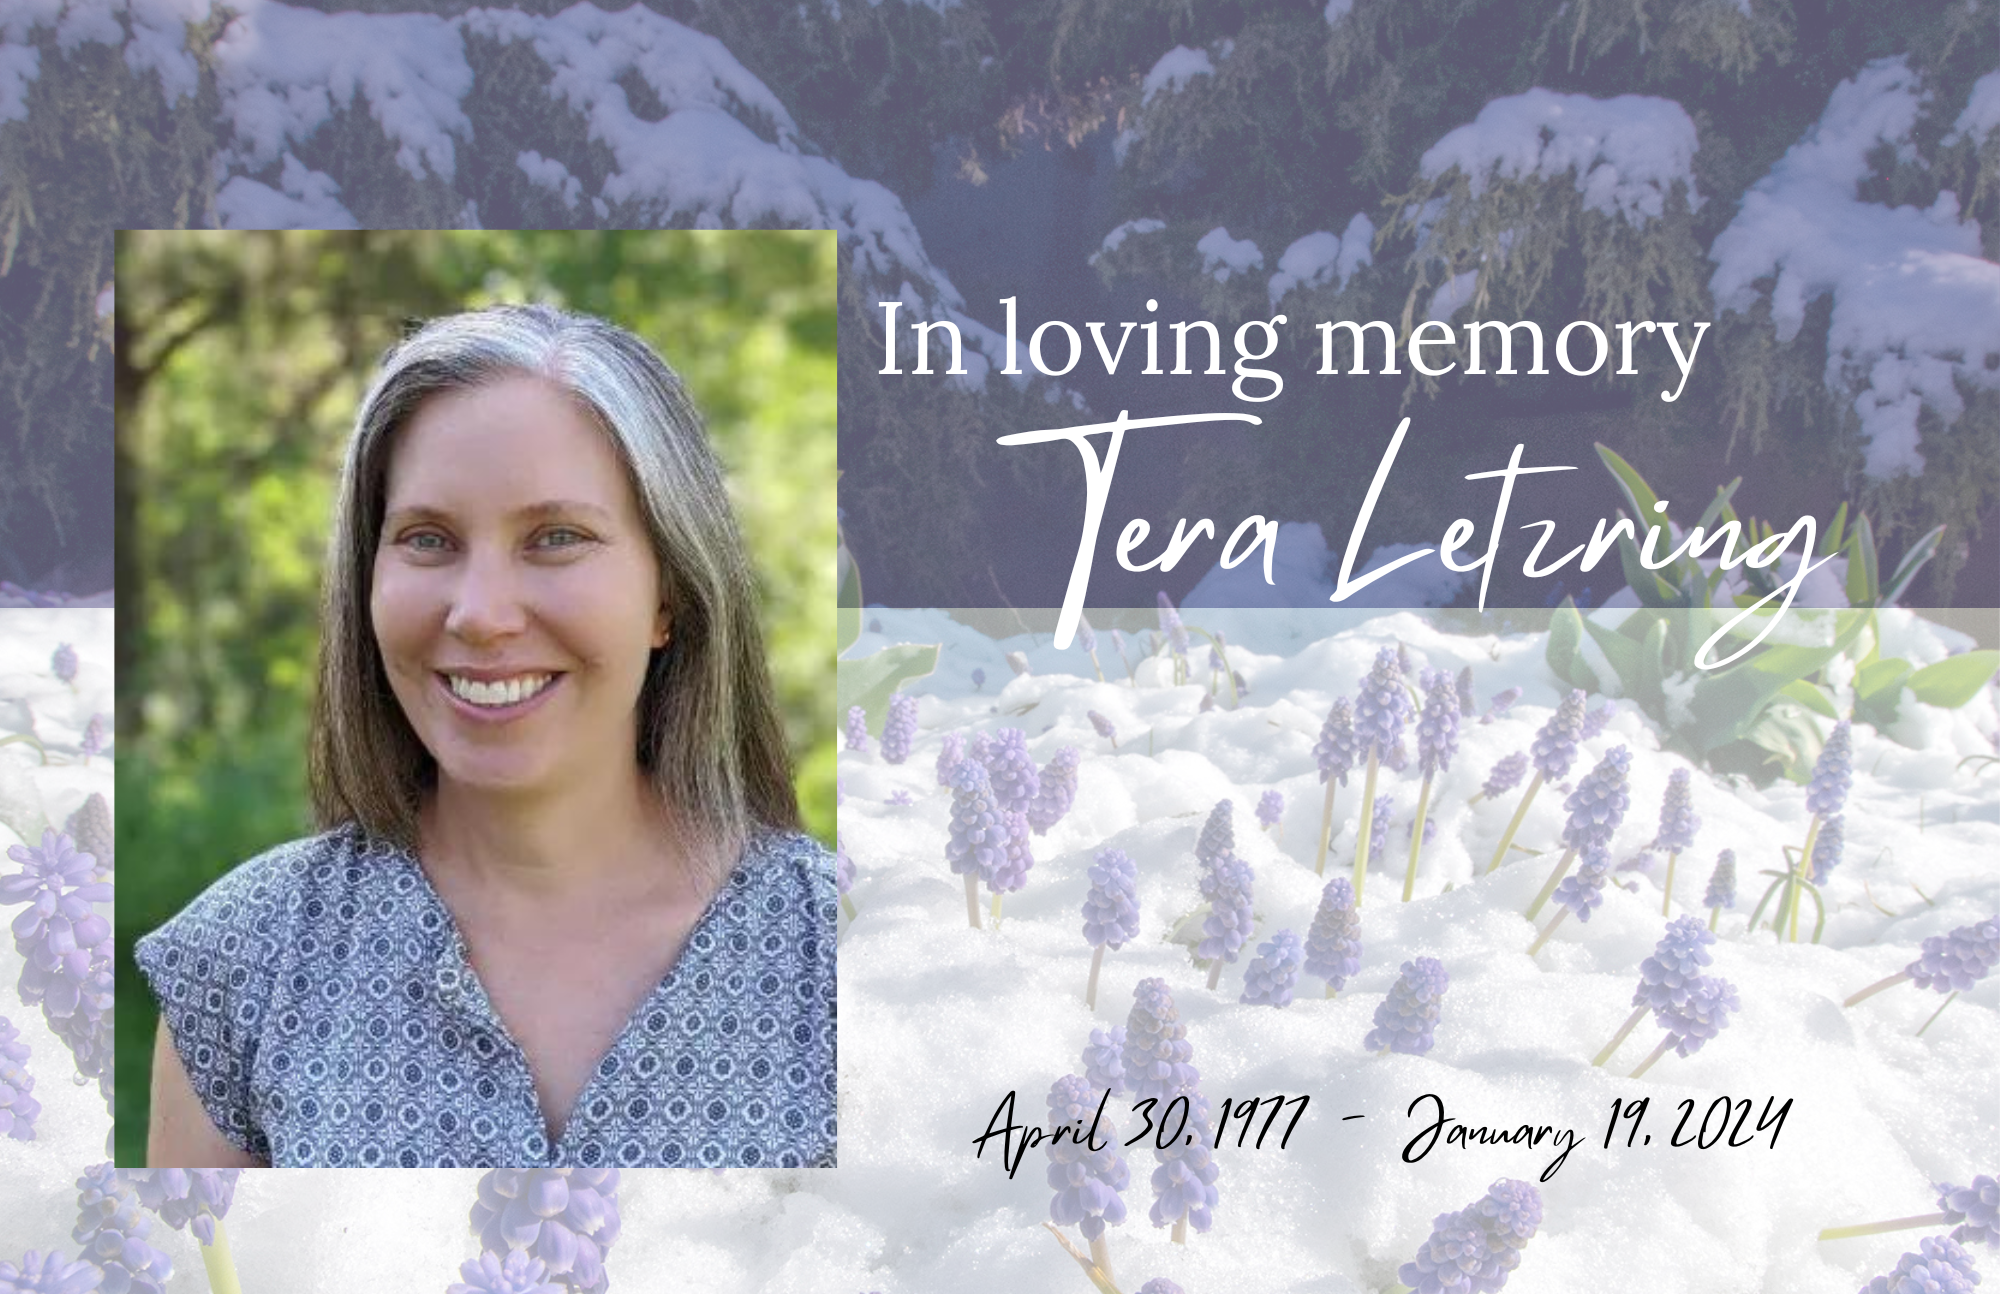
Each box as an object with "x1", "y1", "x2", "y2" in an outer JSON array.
[{"x1": 309, "y1": 304, "x2": 797, "y2": 872}]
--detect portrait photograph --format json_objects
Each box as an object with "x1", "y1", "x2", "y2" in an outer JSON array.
[{"x1": 114, "y1": 229, "x2": 837, "y2": 1170}]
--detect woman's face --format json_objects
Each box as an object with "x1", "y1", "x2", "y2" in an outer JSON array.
[{"x1": 371, "y1": 373, "x2": 669, "y2": 802}]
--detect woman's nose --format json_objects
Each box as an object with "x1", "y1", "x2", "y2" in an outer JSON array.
[{"x1": 444, "y1": 549, "x2": 529, "y2": 642}]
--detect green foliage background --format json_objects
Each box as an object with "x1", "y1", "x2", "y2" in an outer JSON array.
[{"x1": 113, "y1": 228, "x2": 836, "y2": 1165}]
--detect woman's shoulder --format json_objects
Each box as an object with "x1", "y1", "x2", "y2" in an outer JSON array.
[
  {"x1": 734, "y1": 828, "x2": 837, "y2": 908},
  {"x1": 135, "y1": 824, "x2": 383, "y2": 960}
]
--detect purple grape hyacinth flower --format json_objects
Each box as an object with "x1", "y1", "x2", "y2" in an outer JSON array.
[
  {"x1": 1303, "y1": 878, "x2": 1363, "y2": 993},
  {"x1": 1156, "y1": 591, "x2": 1190, "y2": 660},
  {"x1": 65, "y1": 796, "x2": 112, "y2": 878},
  {"x1": 1077, "y1": 619, "x2": 1098, "y2": 656},
  {"x1": 122, "y1": 1170, "x2": 241, "y2": 1247},
  {"x1": 1239, "y1": 929, "x2": 1304, "y2": 1007},
  {"x1": 1121, "y1": 979, "x2": 1198, "y2": 1102},
  {"x1": 1148, "y1": 1092, "x2": 1221, "y2": 1233},
  {"x1": 1808, "y1": 719, "x2": 1854, "y2": 818},
  {"x1": 1858, "y1": 1236, "x2": 1980, "y2": 1294},
  {"x1": 1046, "y1": 1074, "x2": 1130, "y2": 1241},
  {"x1": 1196, "y1": 853, "x2": 1255, "y2": 972},
  {"x1": 1028, "y1": 747, "x2": 1081, "y2": 834},
  {"x1": 1256, "y1": 790, "x2": 1283, "y2": 829},
  {"x1": 1456, "y1": 665, "x2": 1476, "y2": 714},
  {"x1": 1136, "y1": 1281, "x2": 1186, "y2": 1294},
  {"x1": 1366, "y1": 957, "x2": 1448, "y2": 1056},
  {"x1": 1531, "y1": 690, "x2": 1588, "y2": 782},
  {"x1": 972, "y1": 667, "x2": 986, "y2": 691},
  {"x1": 1579, "y1": 700, "x2": 1616, "y2": 740},
  {"x1": 0, "y1": 1251, "x2": 103, "y2": 1294},
  {"x1": 1082, "y1": 1026, "x2": 1127, "y2": 1096},
  {"x1": 1553, "y1": 844, "x2": 1612, "y2": 923},
  {"x1": 1087, "y1": 710, "x2": 1117, "y2": 744},
  {"x1": 449, "y1": 1250, "x2": 564, "y2": 1294},
  {"x1": 1314, "y1": 698, "x2": 1359, "y2": 787},
  {"x1": 1081, "y1": 849, "x2": 1140, "y2": 951},
  {"x1": 51, "y1": 644, "x2": 77, "y2": 684},
  {"x1": 1354, "y1": 647, "x2": 1411, "y2": 762},
  {"x1": 843, "y1": 704, "x2": 870, "y2": 751},
  {"x1": 1703, "y1": 851, "x2": 1737, "y2": 911},
  {"x1": 1939, "y1": 1176, "x2": 1999, "y2": 1249},
  {"x1": 1195, "y1": 800, "x2": 1235, "y2": 869},
  {"x1": 1652, "y1": 769, "x2": 1700, "y2": 854},
  {"x1": 0, "y1": 1017, "x2": 39, "y2": 1141},
  {"x1": 1399, "y1": 1179, "x2": 1543, "y2": 1294},
  {"x1": 1481, "y1": 752, "x2": 1529, "y2": 800},
  {"x1": 1658, "y1": 974, "x2": 1740, "y2": 1057},
  {"x1": 1562, "y1": 746, "x2": 1633, "y2": 854},
  {"x1": 1811, "y1": 814, "x2": 1845, "y2": 886},
  {"x1": 1635, "y1": 917, "x2": 1716, "y2": 1014},
  {"x1": 981, "y1": 728, "x2": 1041, "y2": 814},
  {"x1": 945, "y1": 760, "x2": 1006, "y2": 884},
  {"x1": 469, "y1": 1168, "x2": 620, "y2": 1294},
  {"x1": 990, "y1": 810, "x2": 1035, "y2": 895},
  {"x1": 1482, "y1": 686, "x2": 1522, "y2": 724},
  {"x1": 73, "y1": 1164, "x2": 172, "y2": 1294},
  {"x1": 80, "y1": 714, "x2": 109, "y2": 762},
  {"x1": 1367, "y1": 794, "x2": 1395, "y2": 867},
  {"x1": 834, "y1": 834, "x2": 853, "y2": 896},
  {"x1": 935, "y1": 731, "x2": 965, "y2": 786},
  {"x1": 1907, "y1": 916, "x2": 2000, "y2": 994},
  {"x1": 880, "y1": 693, "x2": 918, "y2": 764},
  {"x1": 1417, "y1": 669, "x2": 1461, "y2": 779}
]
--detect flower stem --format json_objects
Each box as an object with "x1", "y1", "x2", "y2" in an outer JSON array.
[
  {"x1": 1524, "y1": 845, "x2": 1578, "y2": 922},
  {"x1": 1629, "y1": 1034, "x2": 1675, "y2": 1078},
  {"x1": 1528, "y1": 906, "x2": 1568, "y2": 955},
  {"x1": 1787, "y1": 815, "x2": 1823, "y2": 943},
  {"x1": 1915, "y1": 990, "x2": 1959, "y2": 1037},
  {"x1": 1207, "y1": 958, "x2": 1223, "y2": 991},
  {"x1": 1314, "y1": 777, "x2": 1337, "y2": 877},
  {"x1": 964, "y1": 873, "x2": 982, "y2": 929},
  {"x1": 200, "y1": 1222, "x2": 243, "y2": 1294},
  {"x1": 1708, "y1": 904, "x2": 1720, "y2": 932},
  {"x1": 991, "y1": 890, "x2": 1004, "y2": 925},
  {"x1": 1351, "y1": 749, "x2": 1380, "y2": 905},
  {"x1": 1086, "y1": 944, "x2": 1105, "y2": 1010},
  {"x1": 839, "y1": 893, "x2": 857, "y2": 921},
  {"x1": 1661, "y1": 850, "x2": 1678, "y2": 917},
  {"x1": 1325, "y1": 982, "x2": 1337, "y2": 998},
  {"x1": 1819, "y1": 1213, "x2": 1954, "y2": 1242},
  {"x1": 1592, "y1": 1005, "x2": 1649, "y2": 1068},
  {"x1": 1089, "y1": 1234, "x2": 1114, "y2": 1288},
  {"x1": 1172, "y1": 1216, "x2": 1187, "y2": 1245},
  {"x1": 1843, "y1": 969, "x2": 1912, "y2": 1007},
  {"x1": 1485, "y1": 773, "x2": 1543, "y2": 874},
  {"x1": 1402, "y1": 774, "x2": 1434, "y2": 903}
]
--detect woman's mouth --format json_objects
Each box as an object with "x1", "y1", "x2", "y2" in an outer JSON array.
[{"x1": 437, "y1": 671, "x2": 562, "y2": 715}]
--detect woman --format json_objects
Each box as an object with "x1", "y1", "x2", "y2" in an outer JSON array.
[{"x1": 136, "y1": 305, "x2": 836, "y2": 1169}]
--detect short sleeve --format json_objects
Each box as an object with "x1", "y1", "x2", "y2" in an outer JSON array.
[{"x1": 133, "y1": 845, "x2": 304, "y2": 1160}]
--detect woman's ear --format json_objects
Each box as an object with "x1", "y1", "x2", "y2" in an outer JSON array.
[{"x1": 654, "y1": 607, "x2": 672, "y2": 650}]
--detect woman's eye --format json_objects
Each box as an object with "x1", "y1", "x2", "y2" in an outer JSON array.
[
  {"x1": 536, "y1": 527, "x2": 590, "y2": 550},
  {"x1": 401, "y1": 531, "x2": 450, "y2": 553}
]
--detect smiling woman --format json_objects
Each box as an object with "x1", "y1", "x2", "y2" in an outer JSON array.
[{"x1": 133, "y1": 303, "x2": 837, "y2": 1169}]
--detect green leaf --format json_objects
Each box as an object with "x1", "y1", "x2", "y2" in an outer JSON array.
[
  {"x1": 1633, "y1": 615, "x2": 1669, "y2": 713},
  {"x1": 1741, "y1": 703, "x2": 1826, "y2": 783},
  {"x1": 1819, "y1": 501, "x2": 1848, "y2": 558},
  {"x1": 1778, "y1": 678, "x2": 1838, "y2": 718},
  {"x1": 1906, "y1": 651, "x2": 2000, "y2": 709},
  {"x1": 1616, "y1": 528, "x2": 1683, "y2": 607},
  {"x1": 1697, "y1": 478, "x2": 1743, "y2": 534},
  {"x1": 1686, "y1": 640, "x2": 1846, "y2": 752},
  {"x1": 1596, "y1": 443, "x2": 1664, "y2": 524},
  {"x1": 1546, "y1": 597, "x2": 1599, "y2": 692},
  {"x1": 1845, "y1": 514, "x2": 1879, "y2": 607},
  {"x1": 834, "y1": 643, "x2": 939, "y2": 735},
  {"x1": 1880, "y1": 524, "x2": 1946, "y2": 606},
  {"x1": 1581, "y1": 614, "x2": 1643, "y2": 691},
  {"x1": 1854, "y1": 657, "x2": 1914, "y2": 704}
]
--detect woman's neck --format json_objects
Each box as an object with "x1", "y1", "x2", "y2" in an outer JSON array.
[{"x1": 420, "y1": 769, "x2": 698, "y2": 913}]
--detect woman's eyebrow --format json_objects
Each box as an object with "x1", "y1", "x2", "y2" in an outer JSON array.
[{"x1": 381, "y1": 500, "x2": 617, "y2": 527}]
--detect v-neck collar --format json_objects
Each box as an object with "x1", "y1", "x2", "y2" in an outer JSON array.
[{"x1": 390, "y1": 836, "x2": 747, "y2": 1164}]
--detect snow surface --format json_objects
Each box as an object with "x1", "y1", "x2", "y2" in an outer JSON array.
[
  {"x1": 1096, "y1": 218, "x2": 1166, "y2": 260},
  {"x1": 1951, "y1": 69, "x2": 2000, "y2": 142},
  {"x1": 1708, "y1": 57, "x2": 2000, "y2": 478},
  {"x1": 1196, "y1": 227, "x2": 1263, "y2": 284},
  {"x1": 1424, "y1": 269, "x2": 1480, "y2": 324},
  {"x1": 0, "y1": 610, "x2": 116, "y2": 1246},
  {"x1": 1267, "y1": 214, "x2": 1375, "y2": 308},
  {"x1": 830, "y1": 605, "x2": 1999, "y2": 1293},
  {"x1": 1418, "y1": 88, "x2": 1701, "y2": 227},
  {"x1": 1141, "y1": 46, "x2": 1214, "y2": 105}
]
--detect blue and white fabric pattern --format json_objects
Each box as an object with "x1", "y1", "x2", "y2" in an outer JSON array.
[{"x1": 135, "y1": 825, "x2": 837, "y2": 1169}]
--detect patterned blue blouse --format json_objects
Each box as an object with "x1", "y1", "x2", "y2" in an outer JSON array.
[{"x1": 134, "y1": 825, "x2": 837, "y2": 1169}]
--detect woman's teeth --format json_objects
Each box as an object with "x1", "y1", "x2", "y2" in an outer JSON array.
[{"x1": 446, "y1": 674, "x2": 554, "y2": 707}]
